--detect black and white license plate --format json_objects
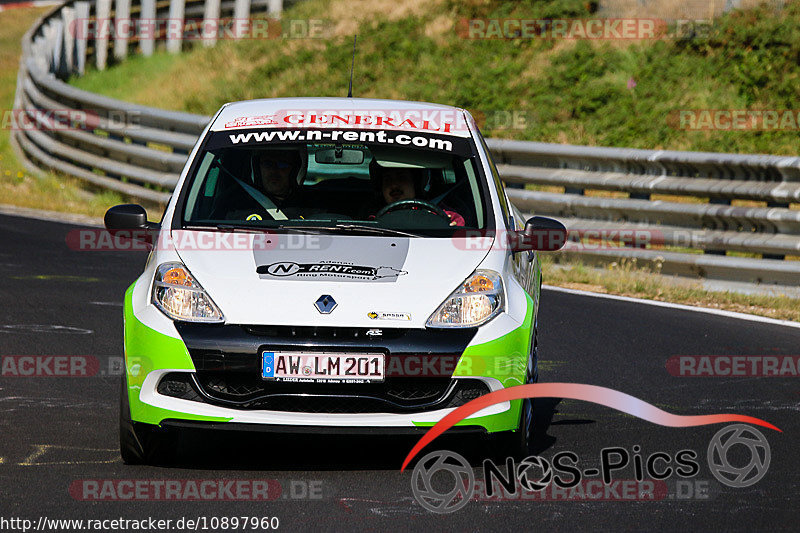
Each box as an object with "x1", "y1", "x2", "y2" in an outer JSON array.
[{"x1": 261, "y1": 351, "x2": 385, "y2": 383}]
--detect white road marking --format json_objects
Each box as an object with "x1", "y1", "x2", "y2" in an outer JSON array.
[
  {"x1": 0, "y1": 203, "x2": 102, "y2": 227},
  {"x1": 0, "y1": 324, "x2": 93, "y2": 334},
  {"x1": 19, "y1": 444, "x2": 118, "y2": 466},
  {"x1": 543, "y1": 285, "x2": 800, "y2": 330}
]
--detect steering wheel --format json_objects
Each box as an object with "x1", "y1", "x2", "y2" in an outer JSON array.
[{"x1": 375, "y1": 199, "x2": 451, "y2": 222}]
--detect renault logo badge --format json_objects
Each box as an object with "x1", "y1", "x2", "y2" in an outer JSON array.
[{"x1": 315, "y1": 295, "x2": 337, "y2": 314}]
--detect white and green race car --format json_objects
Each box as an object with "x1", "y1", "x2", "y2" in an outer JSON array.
[{"x1": 107, "y1": 97, "x2": 565, "y2": 464}]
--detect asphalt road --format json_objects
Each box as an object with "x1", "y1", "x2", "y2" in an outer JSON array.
[{"x1": 0, "y1": 212, "x2": 798, "y2": 531}]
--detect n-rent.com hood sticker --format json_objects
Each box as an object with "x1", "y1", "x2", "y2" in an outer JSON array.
[{"x1": 253, "y1": 235, "x2": 410, "y2": 283}]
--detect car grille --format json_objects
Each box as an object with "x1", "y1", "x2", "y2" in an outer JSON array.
[
  {"x1": 157, "y1": 372, "x2": 490, "y2": 414},
  {"x1": 242, "y1": 325, "x2": 410, "y2": 341}
]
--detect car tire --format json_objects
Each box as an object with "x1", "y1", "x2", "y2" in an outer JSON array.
[
  {"x1": 492, "y1": 321, "x2": 538, "y2": 460},
  {"x1": 119, "y1": 377, "x2": 175, "y2": 465}
]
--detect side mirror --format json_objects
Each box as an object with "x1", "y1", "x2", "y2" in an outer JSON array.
[
  {"x1": 104, "y1": 204, "x2": 159, "y2": 246},
  {"x1": 104, "y1": 204, "x2": 151, "y2": 230},
  {"x1": 511, "y1": 216, "x2": 567, "y2": 252}
]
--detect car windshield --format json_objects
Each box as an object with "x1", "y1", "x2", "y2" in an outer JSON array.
[{"x1": 180, "y1": 128, "x2": 491, "y2": 236}]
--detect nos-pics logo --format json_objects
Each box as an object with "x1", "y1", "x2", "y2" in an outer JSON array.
[{"x1": 411, "y1": 424, "x2": 771, "y2": 514}]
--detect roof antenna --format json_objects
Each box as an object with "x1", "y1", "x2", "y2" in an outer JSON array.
[{"x1": 347, "y1": 35, "x2": 357, "y2": 98}]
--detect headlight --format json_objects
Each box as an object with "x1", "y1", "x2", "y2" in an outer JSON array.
[
  {"x1": 426, "y1": 270, "x2": 504, "y2": 328},
  {"x1": 151, "y1": 263, "x2": 224, "y2": 323}
]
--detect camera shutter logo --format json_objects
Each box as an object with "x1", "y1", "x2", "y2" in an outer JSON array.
[
  {"x1": 707, "y1": 424, "x2": 770, "y2": 488},
  {"x1": 516, "y1": 456, "x2": 553, "y2": 492},
  {"x1": 411, "y1": 450, "x2": 474, "y2": 514}
]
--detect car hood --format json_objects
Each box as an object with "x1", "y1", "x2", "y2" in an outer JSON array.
[{"x1": 172, "y1": 230, "x2": 493, "y2": 328}]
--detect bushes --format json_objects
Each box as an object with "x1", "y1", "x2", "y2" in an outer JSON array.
[{"x1": 71, "y1": 0, "x2": 800, "y2": 155}]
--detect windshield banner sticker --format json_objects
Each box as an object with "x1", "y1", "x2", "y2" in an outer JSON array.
[
  {"x1": 218, "y1": 109, "x2": 474, "y2": 137},
  {"x1": 253, "y1": 235, "x2": 410, "y2": 282},
  {"x1": 205, "y1": 128, "x2": 473, "y2": 155}
]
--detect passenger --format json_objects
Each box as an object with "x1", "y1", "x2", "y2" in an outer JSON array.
[{"x1": 373, "y1": 163, "x2": 465, "y2": 226}]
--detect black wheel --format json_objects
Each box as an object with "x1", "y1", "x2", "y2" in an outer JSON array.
[
  {"x1": 119, "y1": 377, "x2": 175, "y2": 465},
  {"x1": 492, "y1": 321, "x2": 538, "y2": 460}
]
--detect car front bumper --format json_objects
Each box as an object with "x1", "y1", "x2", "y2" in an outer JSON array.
[{"x1": 123, "y1": 282, "x2": 533, "y2": 434}]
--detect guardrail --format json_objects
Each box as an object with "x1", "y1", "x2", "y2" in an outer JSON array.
[{"x1": 11, "y1": 0, "x2": 800, "y2": 286}]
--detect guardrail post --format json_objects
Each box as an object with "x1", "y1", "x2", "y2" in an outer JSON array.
[
  {"x1": 166, "y1": 0, "x2": 185, "y2": 54},
  {"x1": 114, "y1": 0, "x2": 132, "y2": 60},
  {"x1": 704, "y1": 196, "x2": 732, "y2": 255},
  {"x1": 61, "y1": 6, "x2": 75, "y2": 74},
  {"x1": 73, "y1": 2, "x2": 89, "y2": 76},
  {"x1": 52, "y1": 19, "x2": 66, "y2": 78},
  {"x1": 42, "y1": 21, "x2": 55, "y2": 72},
  {"x1": 95, "y1": 0, "x2": 111, "y2": 70},
  {"x1": 234, "y1": 0, "x2": 250, "y2": 22},
  {"x1": 139, "y1": 0, "x2": 156, "y2": 56},
  {"x1": 31, "y1": 37, "x2": 48, "y2": 73},
  {"x1": 267, "y1": 0, "x2": 283, "y2": 15},
  {"x1": 202, "y1": 0, "x2": 221, "y2": 47}
]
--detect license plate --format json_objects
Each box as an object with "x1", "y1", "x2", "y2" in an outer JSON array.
[{"x1": 261, "y1": 351, "x2": 385, "y2": 383}]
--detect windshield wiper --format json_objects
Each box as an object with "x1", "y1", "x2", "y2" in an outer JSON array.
[
  {"x1": 182, "y1": 224, "x2": 270, "y2": 233},
  {"x1": 276, "y1": 224, "x2": 420, "y2": 238},
  {"x1": 334, "y1": 224, "x2": 420, "y2": 238}
]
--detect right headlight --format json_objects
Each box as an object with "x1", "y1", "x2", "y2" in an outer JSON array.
[
  {"x1": 426, "y1": 270, "x2": 504, "y2": 328},
  {"x1": 151, "y1": 262, "x2": 224, "y2": 323}
]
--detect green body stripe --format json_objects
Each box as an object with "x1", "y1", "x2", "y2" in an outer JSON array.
[
  {"x1": 413, "y1": 293, "x2": 535, "y2": 433},
  {"x1": 124, "y1": 282, "x2": 231, "y2": 425}
]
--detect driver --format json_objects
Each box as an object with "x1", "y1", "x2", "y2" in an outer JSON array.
[
  {"x1": 236, "y1": 148, "x2": 307, "y2": 221},
  {"x1": 257, "y1": 150, "x2": 300, "y2": 203},
  {"x1": 375, "y1": 164, "x2": 465, "y2": 226}
]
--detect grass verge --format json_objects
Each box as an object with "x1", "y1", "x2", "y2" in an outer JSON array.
[
  {"x1": 540, "y1": 255, "x2": 800, "y2": 322},
  {"x1": 0, "y1": 7, "x2": 135, "y2": 219}
]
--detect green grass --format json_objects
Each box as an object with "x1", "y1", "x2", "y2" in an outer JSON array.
[
  {"x1": 0, "y1": 7, "x2": 144, "y2": 218},
  {"x1": 539, "y1": 254, "x2": 800, "y2": 322},
  {"x1": 70, "y1": 0, "x2": 800, "y2": 155}
]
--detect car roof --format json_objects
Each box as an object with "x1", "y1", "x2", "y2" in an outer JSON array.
[{"x1": 210, "y1": 97, "x2": 472, "y2": 136}]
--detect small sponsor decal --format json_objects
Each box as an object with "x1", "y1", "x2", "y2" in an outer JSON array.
[
  {"x1": 225, "y1": 115, "x2": 280, "y2": 129},
  {"x1": 368, "y1": 311, "x2": 412, "y2": 321}
]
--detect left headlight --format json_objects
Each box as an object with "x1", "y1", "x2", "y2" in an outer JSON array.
[
  {"x1": 426, "y1": 270, "x2": 504, "y2": 328},
  {"x1": 151, "y1": 262, "x2": 224, "y2": 323}
]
